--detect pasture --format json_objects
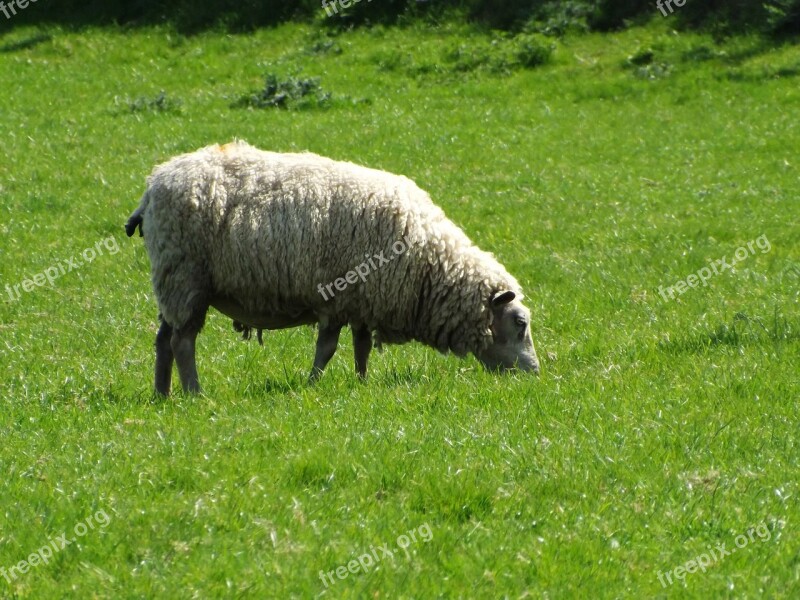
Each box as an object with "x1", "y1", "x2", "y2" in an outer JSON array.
[{"x1": 0, "y1": 16, "x2": 798, "y2": 598}]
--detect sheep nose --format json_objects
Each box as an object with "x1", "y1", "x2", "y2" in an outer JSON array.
[{"x1": 519, "y1": 357, "x2": 540, "y2": 375}]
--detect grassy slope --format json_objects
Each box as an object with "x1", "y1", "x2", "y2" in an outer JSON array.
[{"x1": 0, "y1": 19, "x2": 798, "y2": 598}]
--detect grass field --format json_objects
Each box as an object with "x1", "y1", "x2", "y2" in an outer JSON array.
[{"x1": 1, "y1": 17, "x2": 799, "y2": 598}]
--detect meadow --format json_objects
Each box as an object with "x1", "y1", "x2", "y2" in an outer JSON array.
[{"x1": 0, "y1": 15, "x2": 798, "y2": 598}]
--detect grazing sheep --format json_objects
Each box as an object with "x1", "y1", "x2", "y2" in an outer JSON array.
[{"x1": 126, "y1": 141, "x2": 539, "y2": 395}]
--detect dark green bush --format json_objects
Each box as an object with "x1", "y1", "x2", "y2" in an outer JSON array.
[
  {"x1": 513, "y1": 33, "x2": 554, "y2": 66},
  {"x1": 4, "y1": 0, "x2": 799, "y2": 36},
  {"x1": 320, "y1": 0, "x2": 436, "y2": 28},
  {"x1": 768, "y1": 0, "x2": 800, "y2": 34},
  {"x1": 1, "y1": 0, "x2": 321, "y2": 32},
  {"x1": 677, "y1": 0, "x2": 800, "y2": 35},
  {"x1": 587, "y1": 0, "x2": 651, "y2": 30},
  {"x1": 523, "y1": 2, "x2": 595, "y2": 36}
]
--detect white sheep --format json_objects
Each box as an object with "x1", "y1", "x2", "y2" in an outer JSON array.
[{"x1": 126, "y1": 141, "x2": 539, "y2": 394}]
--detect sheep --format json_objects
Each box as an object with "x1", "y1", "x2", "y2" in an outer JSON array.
[{"x1": 126, "y1": 141, "x2": 539, "y2": 395}]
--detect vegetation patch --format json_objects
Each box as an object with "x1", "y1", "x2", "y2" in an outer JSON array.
[
  {"x1": 120, "y1": 91, "x2": 183, "y2": 114},
  {"x1": 234, "y1": 73, "x2": 335, "y2": 110},
  {"x1": 374, "y1": 32, "x2": 553, "y2": 77}
]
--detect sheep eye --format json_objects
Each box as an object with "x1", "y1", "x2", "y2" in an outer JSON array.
[{"x1": 515, "y1": 316, "x2": 527, "y2": 328}]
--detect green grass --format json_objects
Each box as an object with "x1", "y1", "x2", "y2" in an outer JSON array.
[{"x1": 1, "y1": 18, "x2": 799, "y2": 598}]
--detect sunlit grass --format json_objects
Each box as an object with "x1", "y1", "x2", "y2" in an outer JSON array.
[{"x1": 0, "y1": 19, "x2": 798, "y2": 598}]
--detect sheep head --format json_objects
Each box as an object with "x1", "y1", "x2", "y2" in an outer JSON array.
[{"x1": 476, "y1": 290, "x2": 539, "y2": 375}]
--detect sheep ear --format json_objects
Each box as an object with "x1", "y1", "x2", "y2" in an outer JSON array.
[{"x1": 490, "y1": 290, "x2": 516, "y2": 308}]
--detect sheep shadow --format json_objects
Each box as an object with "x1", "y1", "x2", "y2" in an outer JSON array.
[
  {"x1": 0, "y1": 33, "x2": 51, "y2": 53},
  {"x1": 658, "y1": 311, "x2": 800, "y2": 355},
  {"x1": 261, "y1": 375, "x2": 303, "y2": 395}
]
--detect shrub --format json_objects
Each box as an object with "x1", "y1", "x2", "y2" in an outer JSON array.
[
  {"x1": 587, "y1": 0, "x2": 651, "y2": 31},
  {"x1": 5, "y1": 0, "x2": 799, "y2": 36},
  {"x1": 523, "y1": 2, "x2": 595, "y2": 36},
  {"x1": 234, "y1": 74, "x2": 333, "y2": 110},
  {"x1": 441, "y1": 33, "x2": 553, "y2": 75},
  {"x1": 767, "y1": 0, "x2": 800, "y2": 34},
  {"x1": 513, "y1": 33, "x2": 553, "y2": 67}
]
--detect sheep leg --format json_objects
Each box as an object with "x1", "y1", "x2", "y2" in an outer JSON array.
[
  {"x1": 352, "y1": 325, "x2": 372, "y2": 379},
  {"x1": 154, "y1": 318, "x2": 174, "y2": 395},
  {"x1": 309, "y1": 322, "x2": 342, "y2": 382},
  {"x1": 171, "y1": 310, "x2": 207, "y2": 394}
]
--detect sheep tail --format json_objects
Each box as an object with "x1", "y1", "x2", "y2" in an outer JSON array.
[
  {"x1": 125, "y1": 208, "x2": 144, "y2": 237},
  {"x1": 125, "y1": 191, "x2": 149, "y2": 237}
]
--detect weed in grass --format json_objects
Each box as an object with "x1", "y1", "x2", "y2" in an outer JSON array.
[
  {"x1": 304, "y1": 37, "x2": 342, "y2": 56},
  {"x1": 233, "y1": 72, "x2": 367, "y2": 109},
  {"x1": 123, "y1": 91, "x2": 183, "y2": 114},
  {"x1": 625, "y1": 49, "x2": 673, "y2": 79},
  {"x1": 236, "y1": 73, "x2": 331, "y2": 109},
  {"x1": 442, "y1": 33, "x2": 553, "y2": 75},
  {"x1": 373, "y1": 32, "x2": 553, "y2": 77}
]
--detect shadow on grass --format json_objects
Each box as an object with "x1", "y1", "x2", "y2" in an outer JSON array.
[
  {"x1": 286, "y1": 456, "x2": 339, "y2": 491},
  {"x1": 720, "y1": 61, "x2": 800, "y2": 82},
  {"x1": 659, "y1": 311, "x2": 800, "y2": 355},
  {"x1": 679, "y1": 38, "x2": 800, "y2": 82},
  {"x1": 262, "y1": 375, "x2": 304, "y2": 395},
  {"x1": 411, "y1": 486, "x2": 494, "y2": 523},
  {"x1": 380, "y1": 365, "x2": 420, "y2": 387},
  {"x1": 0, "y1": 32, "x2": 51, "y2": 53}
]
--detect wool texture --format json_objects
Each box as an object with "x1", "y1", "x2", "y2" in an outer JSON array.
[{"x1": 130, "y1": 141, "x2": 523, "y2": 357}]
